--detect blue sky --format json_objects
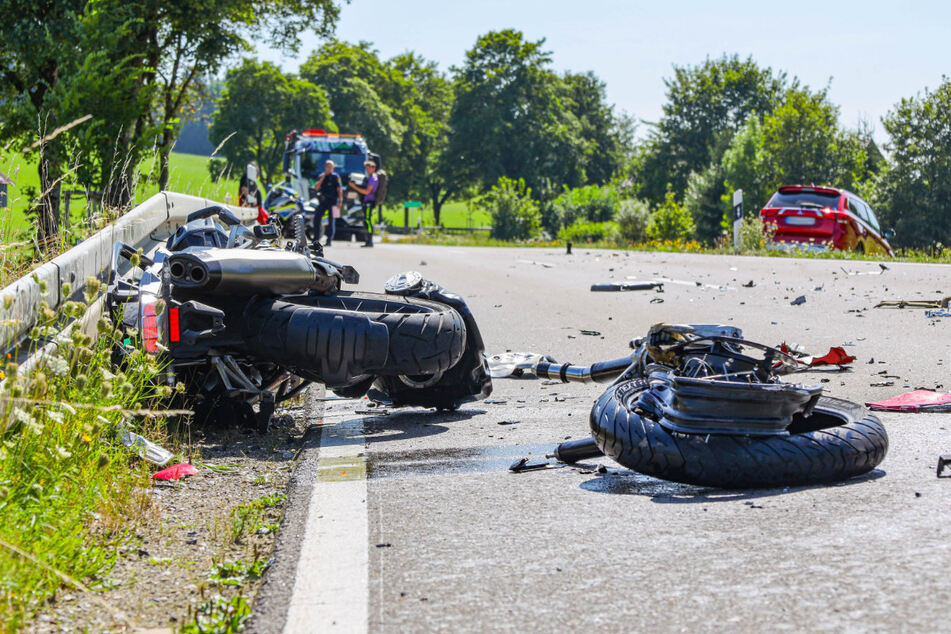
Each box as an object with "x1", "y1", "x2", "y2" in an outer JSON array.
[{"x1": 257, "y1": 0, "x2": 950, "y2": 144}]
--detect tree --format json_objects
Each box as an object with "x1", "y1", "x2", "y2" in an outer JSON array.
[
  {"x1": 448, "y1": 30, "x2": 588, "y2": 195},
  {"x1": 300, "y1": 40, "x2": 404, "y2": 161},
  {"x1": 872, "y1": 79, "x2": 951, "y2": 247},
  {"x1": 638, "y1": 55, "x2": 785, "y2": 204},
  {"x1": 648, "y1": 192, "x2": 695, "y2": 242},
  {"x1": 142, "y1": 0, "x2": 343, "y2": 193},
  {"x1": 562, "y1": 71, "x2": 628, "y2": 186},
  {"x1": 485, "y1": 177, "x2": 541, "y2": 240},
  {"x1": 0, "y1": 0, "x2": 89, "y2": 245},
  {"x1": 210, "y1": 59, "x2": 334, "y2": 185},
  {"x1": 385, "y1": 53, "x2": 457, "y2": 222}
]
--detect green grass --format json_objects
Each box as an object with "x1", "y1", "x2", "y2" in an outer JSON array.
[
  {"x1": 0, "y1": 151, "x2": 239, "y2": 232},
  {"x1": 380, "y1": 199, "x2": 491, "y2": 228}
]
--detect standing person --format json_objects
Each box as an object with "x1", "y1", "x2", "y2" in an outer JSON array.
[
  {"x1": 238, "y1": 162, "x2": 262, "y2": 207},
  {"x1": 350, "y1": 158, "x2": 379, "y2": 247},
  {"x1": 312, "y1": 160, "x2": 341, "y2": 246}
]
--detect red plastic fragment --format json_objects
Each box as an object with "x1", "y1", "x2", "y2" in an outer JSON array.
[
  {"x1": 866, "y1": 390, "x2": 951, "y2": 412},
  {"x1": 257, "y1": 205, "x2": 269, "y2": 224},
  {"x1": 152, "y1": 463, "x2": 198, "y2": 481},
  {"x1": 809, "y1": 347, "x2": 856, "y2": 367}
]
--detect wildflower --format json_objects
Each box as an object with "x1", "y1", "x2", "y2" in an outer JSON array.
[
  {"x1": 84, "y1": 277, "x2": 100, "y2": 303},
  {"x1": 81, "y1": 433, "x2": 92, "y2": 443}
]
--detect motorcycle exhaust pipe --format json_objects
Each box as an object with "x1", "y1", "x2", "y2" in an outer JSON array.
[
  {"x1": 167, "y1": 248, "x2": 319, "y2": 295},
  {"x1": 533, "y1": 356, "x2": 634, "y2": 383}
]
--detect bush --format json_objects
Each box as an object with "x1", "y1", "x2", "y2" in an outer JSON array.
[
  {"x1": 648, "y1": 192, "x2": 696, "y2": 241},
  {"x1": 485, "y1": 177, "x2": 541, "y2": 240},
  {"x1": 737, "y1": 214, "x2": 776, "y2": 252},
  {"x1": 615, "y1": 198, "x2": 651, "y2": 244},
  {"x1": 551, "y1": 184, "x2": 620, "y2": 227},
  {"x1": 558, "y1": 221, "x2": 617, "y2": 243}
]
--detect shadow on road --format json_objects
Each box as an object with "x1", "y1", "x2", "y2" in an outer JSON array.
[{"x1": 578, "y1": 467, "x2": 886, "y2": 502}]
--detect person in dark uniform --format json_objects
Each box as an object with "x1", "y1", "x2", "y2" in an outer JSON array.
[
  {"x1": 349, "y1": 158, "x2": 379, "y2": 247},
  {"x1": 312, "y1": 160, "x2": 342, "y2": 246}
]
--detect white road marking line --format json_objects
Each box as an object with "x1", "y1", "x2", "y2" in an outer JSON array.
[{"x1": 284, "y1": 416, "x2": 368, "y2": 634}]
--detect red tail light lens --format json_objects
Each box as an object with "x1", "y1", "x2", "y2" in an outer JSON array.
[{"x1": 169, "y1": 307, "x2": 180, "y2": 343}]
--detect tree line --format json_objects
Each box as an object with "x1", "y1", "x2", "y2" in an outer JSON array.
[{"x1": 210, "y1": 39, "x2": 951, "y2": 249}]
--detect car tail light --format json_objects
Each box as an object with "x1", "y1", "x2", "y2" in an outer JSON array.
[{"x1": 140, "y1": 297, "x2": 159, "y2": 353}]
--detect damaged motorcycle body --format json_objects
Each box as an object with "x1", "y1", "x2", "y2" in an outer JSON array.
[
  {"x1": 536, "y1": 324, "x2": 887, "y2": 488},
  {"x1": 107, "y1": 207, "x2": 491, "y2": 431}
]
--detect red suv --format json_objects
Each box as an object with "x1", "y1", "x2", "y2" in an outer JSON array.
[{"x1": 760, "y1": 185, "x2": 894, "y2": 256}]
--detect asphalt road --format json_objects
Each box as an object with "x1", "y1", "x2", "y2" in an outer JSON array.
[{"x1": 264, "y1": 241, "x2": 951, "y2": 633}]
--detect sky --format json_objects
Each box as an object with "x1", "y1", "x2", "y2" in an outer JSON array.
[{"x1": 257, "y1": 0, "x2": 951, "y2": 144}]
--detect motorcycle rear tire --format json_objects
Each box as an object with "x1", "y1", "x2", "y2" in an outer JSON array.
[
  {"x1": 590, "y1": 379, "x2": 888, "y2": 488},
  {"x1": 242, "y1": 291, "x2": 467, "y2": 387}
]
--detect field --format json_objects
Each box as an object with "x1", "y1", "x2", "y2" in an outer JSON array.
[{"x1": 0, "y1": 152, "x2": 239, "y2": 232}]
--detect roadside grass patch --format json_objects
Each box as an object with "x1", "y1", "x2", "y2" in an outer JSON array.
[
  {"x1": 0, "y1": 285, "x2": 174, "y2": 629},
  {"x1": 228, "y1": 494, "x2": 286, "y2": 544},
  {"x1": 182, "y1": 593, "x2": 251, "y2": 634}
]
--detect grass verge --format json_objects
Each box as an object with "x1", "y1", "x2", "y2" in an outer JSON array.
[{"x1": 0, "y1": 280, "x2": 174, "y2": 629}]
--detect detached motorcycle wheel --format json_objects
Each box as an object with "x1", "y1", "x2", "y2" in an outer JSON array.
[
  {"x1": 241, "y1": 291, "x2": 467, "y2": 387},
  {"x1": 590, "y1": 380, "x2": 888, "y2": 488}
]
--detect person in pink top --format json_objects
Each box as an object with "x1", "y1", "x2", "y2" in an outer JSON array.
[{"x1": 350, "y1": 158, "x2": 379, "y2": 247}]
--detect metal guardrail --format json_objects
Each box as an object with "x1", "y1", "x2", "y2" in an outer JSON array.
[{"x1": 0, "y1": 191, "x2": 256, "y2": 355}]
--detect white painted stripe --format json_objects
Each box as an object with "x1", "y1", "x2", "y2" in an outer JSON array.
[{"x1": 284, "y1": 416, "x2": 368, "y2": 634}]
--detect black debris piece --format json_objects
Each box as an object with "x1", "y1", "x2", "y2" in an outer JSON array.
[
  {"x1": 590, "y1": 282, "x2": 664, "y2": 292},
  {"x1": 742, "y1": 280, "x2": 756, "y2": 288},
  {"x1": 938, "y1": 456, "x2": 951, "y2": 478},
  {"x1": 790, "y1": 296, "x2": 806, "y2": 306}
]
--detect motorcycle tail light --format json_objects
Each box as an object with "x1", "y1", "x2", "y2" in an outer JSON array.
[
  {"x1": 141, "y1": 298, "x2": 159, "y2": 353},
  {"x1": 168, "y1": 307, "x2": 180, "y2": 343}
]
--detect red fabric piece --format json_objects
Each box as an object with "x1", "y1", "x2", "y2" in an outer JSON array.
[
  {"x1": 153, "y1": 463, "x2": 198, "y2": 481},
  {"x1": 867, "y1": 390, "x2": 951, "y2": 412},
  {"x1": 256, "y1": 206, "x2": 269, "y2": 224},
  {"x1": 810, "y1": 347, "x2": 856, "y2": 366}
]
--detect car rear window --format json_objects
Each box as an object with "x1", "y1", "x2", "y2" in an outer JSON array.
[{"x1": 768, "y1": 191, "x2": 839, "y2": 209}]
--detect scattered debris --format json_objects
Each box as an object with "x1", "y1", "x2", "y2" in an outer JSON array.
[
  {"x1": 790, "y1": 296, "x2": 806, "y2": 306},
  {"x1": 590, "y1": 281, "x2": 663, "y2": 292},
  {"x1": 870, "y1": 381, "x2": 895, "y2": 387},
  {"x1": 742, "y1": 280, "x2": 756, "y2": 288},
  {"x1": 937, "y1": 456, "x2": 951, "y2": 478},
  {"x1": 121, "y1": 431, "x2": 173, "y2": 466},
  {"x1": 650, "y1": 297, "x2": 664, "y2": 304},
  {"x1": 841, "y1": 265, "x2": 888, "y2": 276},
  {"x1": 484, "y1": 398, "x2": 507, "y2": 405},
  {"x1": 355, "y1": 409, "x2": 389, "y2": 415},
  {"x1": 926, "y1": 308, "x2": 951, "y2": 318},
  {"x1": 875, "y1": 297, "x2": 951, "y2": 309},
  {"x1": 375, "y1": 543, "x2": 393, "y2": 548},
  {"x1": 509, "y1": 457, "x2": 550, "y2": 473},
  {"x1": 497, "y1": 420, "x2": 520, "y2": 426},
  {"x1": 517, "y1": 259, "x2": 555, "y2": 268},
  {"x1": 867, "y1": 390, "x2": 951, "y2": 412},
  {"x1": 485, "y1": 352, "x2": 557, "y2": 378},
  {"x1": 579, "y1": 330, "x2": 601, "y2": 336},
  {"x1": 153, "y1": 463, "x2": 198, "y2": 482},
  {"x1": 779, "y1": 344, "x2": 855, "y2": 368}
]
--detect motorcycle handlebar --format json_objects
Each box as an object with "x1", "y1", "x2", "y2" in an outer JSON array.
[{"x1": 533, "y1": 355, "x2": 634, "y2": 384}]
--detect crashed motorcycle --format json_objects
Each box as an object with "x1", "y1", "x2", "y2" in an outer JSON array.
[
  {"x1": 513, "y1": 324, "x2": 887, "y2": 489},
  {"x1": 107, "y1": 206, "x2": 490, "y2": 430}
]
